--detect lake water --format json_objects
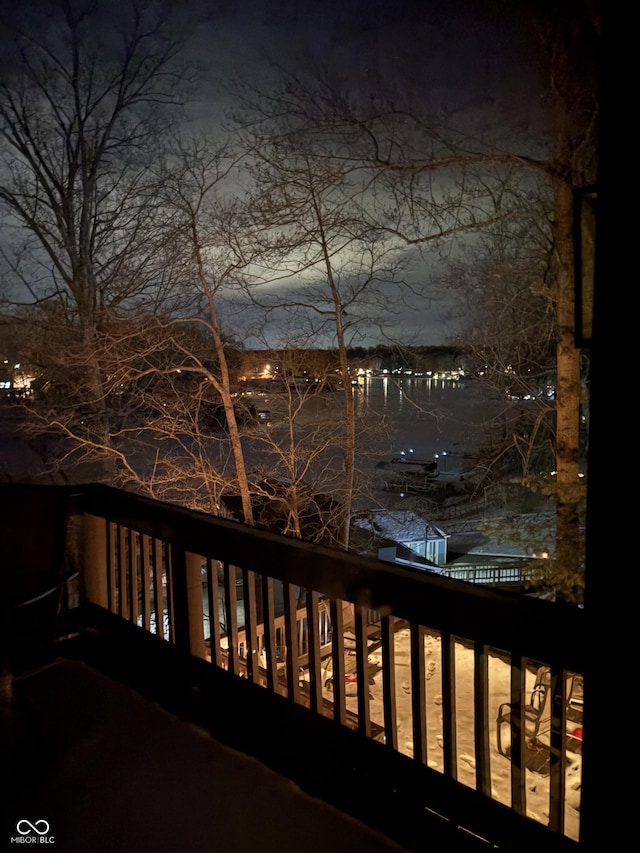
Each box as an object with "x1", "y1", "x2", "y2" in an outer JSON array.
[
  {"x1": 352, "y1": 374, "x2": 506, "y2": 472},
  {"x1": 243, "y1": 374, "x2": 509, "y2": 493}
]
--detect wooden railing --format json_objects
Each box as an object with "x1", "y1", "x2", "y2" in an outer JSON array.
[{"x1": 62, "y1": 484, "x2": 587, "y2": 850}]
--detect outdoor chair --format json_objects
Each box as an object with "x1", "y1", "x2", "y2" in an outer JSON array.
[
  {"x1": 496, "y1": 667, "x2": 552, "y2": 757},
  {"x1": 534, "y1": 666, "x2": 583, "y2": 725},
  {"x1": 567, "y1": 675, "x2": 584, "y2": 722}
]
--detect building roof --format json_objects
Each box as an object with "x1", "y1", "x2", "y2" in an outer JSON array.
[{"x1": 352, "y1": 510, "x2": 448, "y2": 544}]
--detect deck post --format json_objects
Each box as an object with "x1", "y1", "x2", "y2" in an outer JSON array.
[
  {"x1": 166, "y1": 546, "x2": 206, "y2": 658},
  {"x1": 185, "y1": 551, "x2": 206, "y2": 659},
  {"x1": 81, "y1": 513, "x2": 109, "y2": 608}
]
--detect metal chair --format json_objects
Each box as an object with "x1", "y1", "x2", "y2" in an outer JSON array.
[{"x1": 496, "y1": 667, "x2": 552, "y2": 757}]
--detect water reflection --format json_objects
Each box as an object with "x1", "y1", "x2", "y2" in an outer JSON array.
[
  {"x1": 355, "y1": 376, "x2": 505, "y2": 473},
  {"x1": 242, "y1": 375, "x2": 508, "y2": 493}
]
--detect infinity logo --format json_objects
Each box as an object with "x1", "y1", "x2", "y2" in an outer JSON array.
[{"x1": 16, "y1": 820, "x2": 50, "y2": 836}]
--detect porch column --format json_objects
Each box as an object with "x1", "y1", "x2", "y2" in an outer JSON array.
[
  {"x1": 170, "y1": 546, "x2": 206, "y2": 659},
  {"x1": 81, "y1": 513, "x2": 109, "y2": 608}
]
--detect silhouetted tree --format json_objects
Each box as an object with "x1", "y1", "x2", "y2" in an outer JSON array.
[{"x1": 0, "y1": 0, "x2": 192, "y2": 477}]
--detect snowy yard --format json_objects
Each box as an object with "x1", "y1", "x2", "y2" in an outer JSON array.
[
  {"x1": 317, "y1": 626, "x2": 583, "y2": 842},
  {"x1": 177, "y1": 562, "x2": 584, "y2": 844}
]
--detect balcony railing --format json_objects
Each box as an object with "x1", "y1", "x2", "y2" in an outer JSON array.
[{"x1": 3, "y1": 483, "x2": 588, "y2": 851}]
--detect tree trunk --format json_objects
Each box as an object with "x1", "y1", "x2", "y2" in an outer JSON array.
[
  {"x1": 552, "y1": 178, "x2": 583, "y2": 587},
  {"x1": 333, "y1": 296, "x2": 356, "y2": 550},
  {"x1": 194, "y1": 253, "x2": 255, "y2": 528}
]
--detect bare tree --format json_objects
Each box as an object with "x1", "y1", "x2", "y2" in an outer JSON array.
[
  {"x1": 233, "y1": 125, "x2": 416, "y2": 547},
  {"x1": 236, "y1": 347, "x2": 364, "y2": 546},
  {"x1": 0, "y1": 0, "x2": 193, "y2": 475},
  {"x1": 141, "y1": 135, "x2": 259, "y2": 523},
  {"x1": 373, "y1": 1, "x2": 598, "y2": 590},
  {"x1": 446, "y1": 197, "x2": 559, "y2": 486},
  {"x1": 225, "y1": 67, "x2": 537, "y2": 551},
  {"x1": 232, "y1": 0, "x2": 598, "y2": 592},
  {"x1": 101, "y1": 313, "x2": 248, "y2": 512}
]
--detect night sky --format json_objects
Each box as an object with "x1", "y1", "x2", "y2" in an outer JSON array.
[
  {"x1": 188, "y1": 0, "x2": 548, "y2": 136},
  {"x1": 1, "y1": 1, "x2": 555, "y2": 347},
  {"x1": 187, "y1": 0, "x2": 551, "y2": 346}
]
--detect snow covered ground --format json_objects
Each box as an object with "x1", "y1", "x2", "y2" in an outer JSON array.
[{"x1": 322, "y1": 627, "x2": 583, "y2": 843}]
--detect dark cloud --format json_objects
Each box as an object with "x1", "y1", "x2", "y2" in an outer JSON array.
[{"x1": 187, "y1": 0, "x2": 549, "y2": 143}]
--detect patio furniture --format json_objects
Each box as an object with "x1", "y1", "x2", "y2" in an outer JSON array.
[{"x1": 496, "y1": 667, "x2": 552, "y2": 757}]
